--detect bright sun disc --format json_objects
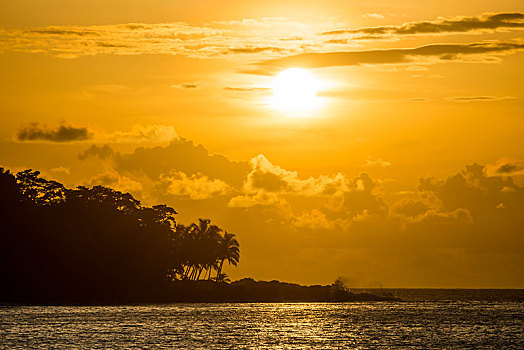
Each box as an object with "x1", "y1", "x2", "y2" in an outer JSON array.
[{"x1": 271, "y1": 68, "x2": 320, "y2": 114}]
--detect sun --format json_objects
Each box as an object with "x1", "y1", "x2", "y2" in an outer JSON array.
[{"x1": 270, "y1": 68, "x2": 320, "y2": 115}]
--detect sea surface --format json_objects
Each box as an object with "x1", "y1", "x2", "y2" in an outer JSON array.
[{"x1": 1, "y1": 291, "x2": 523, "y2": 349}]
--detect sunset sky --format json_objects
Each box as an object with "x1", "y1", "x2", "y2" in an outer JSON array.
[{"x1": 1, "y1": 0, "x2": 523, "y2": 288}]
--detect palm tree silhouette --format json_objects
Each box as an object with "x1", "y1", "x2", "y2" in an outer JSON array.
[{"x1": 216, "y1": 231, "x2": 239, "y2": 280}]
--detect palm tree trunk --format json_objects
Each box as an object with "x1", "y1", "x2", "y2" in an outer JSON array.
[
  {"x1": 183, "y1": 265, "x2": 191, "y2": 279},
  {"x1": 196, "y1": 267, "x2": 203, "y2": 280},
  {"x1": 217, "y1": 259, "x2": 224, "y2": 278}
]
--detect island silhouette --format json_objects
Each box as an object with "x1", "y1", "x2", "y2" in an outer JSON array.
[{"x1": 0, "y1": 167, "x2": 399, "y2": 304}]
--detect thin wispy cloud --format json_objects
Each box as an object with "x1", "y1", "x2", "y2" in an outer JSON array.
[
  {"x1": 171, "y1": 83, "x2": 201, "y2": 90},
  {"x1": 256, "y1": 41, "x2": 524, "y2": 71},
  {"x1": 446, "y1": 96, "x2": 516, "y2": 102},
  {"x1": 0, "y1": 19, "x2": 329, "y2": 59},
  {"x1": 224, "y1": 86, "x2": 272, "y2": 94},
  {"x1": 322, "y1": 12, "x2": 524, "y2": 37}
]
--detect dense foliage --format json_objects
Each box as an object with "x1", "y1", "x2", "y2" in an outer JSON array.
[{"x1": 0, "y1": 168, "x2": 239, "y2": 302}]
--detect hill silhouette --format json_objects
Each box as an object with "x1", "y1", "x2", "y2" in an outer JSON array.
[{"x1": 0, "y1": 167, "x2": 399, "y2": 304}]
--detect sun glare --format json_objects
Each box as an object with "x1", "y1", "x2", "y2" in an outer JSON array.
[{"x1": 270, "y1": 68, "x2": 321, "y2": 115}]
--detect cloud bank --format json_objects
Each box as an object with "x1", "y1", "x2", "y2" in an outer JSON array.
[
  {"x1": 1, "y1": 12, "x2": 522, "y2": 62},
  {"x1": 70, "y1": 135, "x2": 524, "y2": 286}
]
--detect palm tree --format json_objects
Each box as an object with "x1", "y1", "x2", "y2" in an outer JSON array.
[
  {"x1": 188, "y1": 219, "x2": 222, "y2": 280},
  {"x1": 215, "y1": 231, "x2": 239, "y2": 280},
  {"x1": 169, "y1": 219, "x2": 240, "y2": 281}
]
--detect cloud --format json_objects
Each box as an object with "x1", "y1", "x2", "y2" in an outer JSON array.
[
  {"x1": 227, "y1": 155, "x2": 389, "y2": 227},
  {"x1": 257, "y1": 41, "x2": 524, "y2": 71},
  {"x1": 102, "y1": 124, "x2": 179, "y2": 143},
  {"x1": 391, "y1": 198, "x2": 430, "y2": 218},
  {"x1": 228, "y1": 191, "x2": 286, "y2": 209},
  {"x1": 0, "y1": 18, "x2": 325, "y2": 59},
  {"x1": 242, "y1": 154, "x2": 349, "y2": 196},
  {"x1": 291, "y1": 208, "x2": 349, "y2": 229},
  {"x1": 228, "y1": 156, "x2": 524, "y2": 232},
  {"x1": 113, "y1": 138, "x2": 250, "y2": 189},
  {"x1": 389, "y1": 197, "x2": 472, "y2": 224},
  {"x1": 16, "y1": 123, "x2": 92, "y2": 143},
  {"x1": 60, "y1": 135, "x2": 524, "y2": 286},
  {"x1": 16, "y1": 123, "x2": 176, "y2": 145},
  {"x1": 228, "y1": 46, "x2": 285, "y2": 54},
  {"x1": 78, "y1": 144, "x2": 115, "y2": 161},
  {"x1": 171, "y1": 83, "x2": 201, "y2": 90},
  {"x1": 324, "y1": 39, "x2": 350, "y2": 44},
  {"x1": 224, "y1": 86, "x2": 272, "y2": 94},
  {"x1": 86, "y1": 168, "x2": 143, "y2": 194},
  {"x1": 2, "y1": 13, "x2": 523, "y2": 63},
  {"x1": 361, "y1": 13, "x2": 385, "y2": 20},
  {"x1": 79, "y1": 139, "x2": 248, "y2": 187},
  {"x1": 363, "y1": 156, "x2": 391, "y2": 168},
  {"x1": 418, "y1": 163, "x2": 524, "y2": 217},
  {"x1": 418, "y1": 208, "x2": 473, "y2": 224},
  {"x1": 29, "y1": 28, "x2": 101, "y2": 36},
  {"x1": 446, "y1": 96, "x2": 516, "y2": 102},
  {"x1": 405, "y1": 65, "x2": 429, "y2": 71},
  {"x1": 408, "y1": 97, "x2": 430, "y2": 102},
  {"x1": 279, "y1": 36, "x2": 304, "y2": 41},
  {"x1": 322, "y1": 12, "x2": 524, "y2": 37},
  {"x1": 158, "y1": 171, "x2": 232, "y2": 200},
  {"x1": 49, "y1": 166, "x2": 71, "y2": 176},
  {"x1": 485, "y1": 158, "x2": 524, "y2": 176}
]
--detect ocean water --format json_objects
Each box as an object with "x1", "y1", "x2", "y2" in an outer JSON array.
[{"x1": 1, "y1": 301, "x2": 523, "y2": 349}]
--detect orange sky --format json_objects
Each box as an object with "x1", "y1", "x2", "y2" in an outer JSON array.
[{"x1": 1, "y1": 1, "x2": 523, "y2": 287}]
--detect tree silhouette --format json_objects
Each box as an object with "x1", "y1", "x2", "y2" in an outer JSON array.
[
  {"x1": 216, "y1": 231, "x2": 240, "y2": 280},
  {"x1": 0, "y1": 167, "x2": 240, "y2": 302}
]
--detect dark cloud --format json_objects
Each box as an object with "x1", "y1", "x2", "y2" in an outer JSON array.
[
  {"x1": 487, "y1": 158, "x2": 524, "y2": 175},
  {"x1": 391, "y1": 199, "x2": 429, "y2": 218},
  {"x1": 495, "y1": 163, "x2": 524, "y2": 175},
  {"x1": 87, "y1": 172, "x2": 119, "y2": 187},
  {"x1": 172, "y1": 83, "x2": 200, "y2": 89},
  {"x1": 95, "y1": 42, "x2": 131, "y2": 48},
  {"x1": 78, "y1": 144, "x2": 115, "y2": 161},
  {"x1": 418, "y1": 163, "x2": 524, "y2": 217},
  {"x1": 17, "y1": 123, "x2": 91, "y2": 143},
  {"x1": 322, "y1": 12, "x2": 524, "y2": 36},
  {"x1": 180, "y1": 83, "x2": 198, "y2": 89},
  {"x1": 258, "y1": 42, "x2": 524, "y2": 70},
  {"x1": 251, "y1": 171, "x2": 289, "y2": 192},
  {"x1": 115, "y1": 139, "x2": 250, "y2": 189},
  {"x1": 29, "y1": 29, "x2": 100, "y2": 36},
  {"x1": 338, "y1": 173, "x2": 389, "y2": 220},
  {"x1": 125, "y1": 24, "x2": 150, "y2": 30}
]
